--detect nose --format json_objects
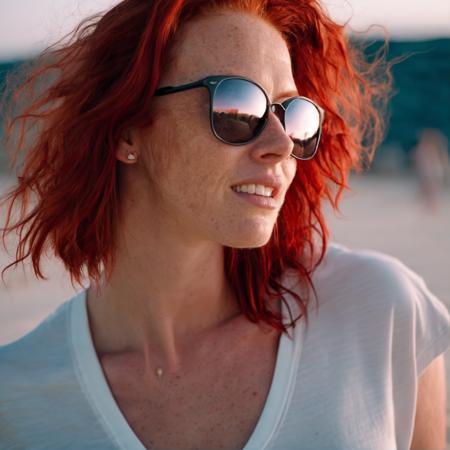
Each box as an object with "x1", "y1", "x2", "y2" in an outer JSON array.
[{"x1": 249, "y1": 108, "x2": 294, "y2": 163}]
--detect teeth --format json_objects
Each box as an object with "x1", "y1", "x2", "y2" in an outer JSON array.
[
  {"x1": 232, "y1": 183, "x2": 274, "y2": 197},
  {"x1": 255, "y1": 185, "x2": 265, "y2": 196}
]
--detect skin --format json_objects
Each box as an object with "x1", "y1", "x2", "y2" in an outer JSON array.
[
  {"x1": 410, "y1": 354, "x2": 447, "y2": 450},
  {"x1": 85, "y1": 9, "x2": 447, "y2": 448},
  {"x1": 86, "y1": 10, "x2": 298, "y2": 373}
]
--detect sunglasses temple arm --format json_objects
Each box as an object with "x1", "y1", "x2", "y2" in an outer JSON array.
[
  {"x1": 154, "y1": 80, "x2": 205, "y2": 96},
  {"x1": 319, "y1": 106, "x2": 325, "y2": 124}
]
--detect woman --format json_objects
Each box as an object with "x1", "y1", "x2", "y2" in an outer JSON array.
[{"x1": 1, "y1": 0, "x2": 449, "y2": 449}]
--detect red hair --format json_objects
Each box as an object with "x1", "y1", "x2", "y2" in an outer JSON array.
[{"x1": 0, "y1": 0, "x2": 392, "y2": 333}]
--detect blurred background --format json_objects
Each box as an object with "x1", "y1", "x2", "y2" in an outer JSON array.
[{"x1": 0, "y1": 0, "x2": 449, "y2": 444}]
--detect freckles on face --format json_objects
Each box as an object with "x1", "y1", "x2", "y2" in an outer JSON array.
[
  {"x1": 141, "y1": 11, "x2": 300, "y2": 247},
  {"x1": 143, "y1": 98, "x2": 230, "y2": 225},
  {"x1": 147, "y1": 114, "x2": 281, "y2": 248}
]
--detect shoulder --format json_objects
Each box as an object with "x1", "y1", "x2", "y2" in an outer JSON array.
[
  {"x1": 312, "y1": 243, "x2": 450, "y2": 373},
  {"x1": 310, "y1": 242, "x2": 450, "y2": 341},
  {"x1": 0, "y1": 295, "x2": 72, "y2": 370},
  {"x1": 317, "y1": 241, "x2": 416, "y2": 281},
  {"x1": 0, "y1": 290, "x2": 120, "y2": 448},
  {"x1": 0, "y1": 292, "x2": 82, "y2": 406},
  {"x1": 0, "y1": 291, "x2": 87, "y2": 445},
  {"x1": 312, "y1": 242, "x2": 431, "y2": 309}
]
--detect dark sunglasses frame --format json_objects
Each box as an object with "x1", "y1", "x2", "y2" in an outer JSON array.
[{"x1": 154, "y1": 75, "x2": 325, "y2": 160}]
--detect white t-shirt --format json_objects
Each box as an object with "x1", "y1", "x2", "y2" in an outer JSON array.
[{"x1": 1, "y1": 242, "x2": 450, "y2": 450}]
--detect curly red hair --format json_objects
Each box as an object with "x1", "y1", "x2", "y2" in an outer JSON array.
[{"x1": 0, "y1": 0, "x2": 392, "y2": 333}]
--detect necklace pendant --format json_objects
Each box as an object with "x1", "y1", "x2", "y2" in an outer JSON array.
[{"x1": 156, "y1": 367, "x2": 163, "y2": 378}]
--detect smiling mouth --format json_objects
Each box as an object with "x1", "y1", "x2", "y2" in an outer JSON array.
[
  {"x1": 230, "y1": 187, "x2": 279, "y2": 210},
  {"x1": 230, "y1": 184, "x2": 275, "y2": 198}
]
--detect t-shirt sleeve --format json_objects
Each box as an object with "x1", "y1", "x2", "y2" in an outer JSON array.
[
  {"x1": 346, "y1": 247, "x2": 450, "y2": 379},
  {"x1": 404, "y1": 266, "x2": 450, "y2": 377}
]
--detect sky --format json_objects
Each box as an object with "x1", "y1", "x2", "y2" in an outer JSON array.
[{"x1": 0, "y1": 0, "x2": 449, "y2": 60}]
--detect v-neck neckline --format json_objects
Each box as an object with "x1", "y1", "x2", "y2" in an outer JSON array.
[{"x1": 69, "y1": 287, "x2": 304, "y2": 450}]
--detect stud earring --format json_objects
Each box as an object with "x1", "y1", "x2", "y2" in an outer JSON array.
[{"x1": 127, "y1": 153, "x2": 137, "y2": 161}]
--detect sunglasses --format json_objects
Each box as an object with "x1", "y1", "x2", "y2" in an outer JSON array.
[{"x1": 154, "y1": 75, "x2": 324, "y2": 160}]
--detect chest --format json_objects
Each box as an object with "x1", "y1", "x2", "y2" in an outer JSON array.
[{"x1": 100, "y1": 329, "x2": 280, "y2": 450}]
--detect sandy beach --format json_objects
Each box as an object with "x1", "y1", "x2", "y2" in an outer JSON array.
[{"x1": 1, "y1": 172, "x2": 450, "y2": 446}]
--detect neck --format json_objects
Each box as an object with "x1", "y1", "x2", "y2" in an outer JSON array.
[{"x1": 86, "y1": 211, "x2": 242, "y2": 374}]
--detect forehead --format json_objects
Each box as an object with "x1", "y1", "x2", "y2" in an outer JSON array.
[{"x1": 163, "y1": 10, "x2": 296, "y2": 97}]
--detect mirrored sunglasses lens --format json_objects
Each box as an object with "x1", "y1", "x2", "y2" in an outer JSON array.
[
  {"x1": 285, "y1": 99, "x2": 321, "y2": 159},
  {"x1": 212, "y1": 79, "x2": 267, "y2": 143}
]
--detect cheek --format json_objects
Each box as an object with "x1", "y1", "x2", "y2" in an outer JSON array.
[
  {"x1": 158, "y1": 135, "x2": 227, "y2": 214},
  {"x1": 165, "y1": 114, "x2": 232, "y2": 209},
  {"x1": 140, "y1": 118, "x2": 174, "y2": 179},
  {"x1": 138, "y1": 108, "x2": 245, "y2": 241},
  {"x1": 178, "y1": 157, "x2": 225, "y2": 213},
  {"x1": 285, "y1": 158, "x2": 298, "y2": 188}
]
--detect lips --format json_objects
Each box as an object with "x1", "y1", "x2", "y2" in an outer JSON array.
[{"x1": 230, "y1": 176, "x2": 283, "y2": 199}]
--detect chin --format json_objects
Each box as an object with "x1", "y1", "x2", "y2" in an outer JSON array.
[
  {"x1": 222, "y1": 226, "x2": 274, "y2": 249},
  {"x1": 236, "y1": 239, "x2": 271, "y2": 249}
]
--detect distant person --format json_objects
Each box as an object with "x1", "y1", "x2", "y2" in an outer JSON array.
[
  {"x1": 0, "y1": 1, "x2": 449, "y2": 449},
  {"x1": 412, "y1": 128, "x2": 450, "y2": 212}
]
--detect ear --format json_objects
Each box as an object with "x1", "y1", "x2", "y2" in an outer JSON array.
[{"x1": 116, "y1": 129, "x2": 139, "y2": 164}]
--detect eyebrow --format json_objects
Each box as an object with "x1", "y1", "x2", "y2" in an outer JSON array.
[{"x1": 274, "y1": 89, "x2": 299, "y2": 101}]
